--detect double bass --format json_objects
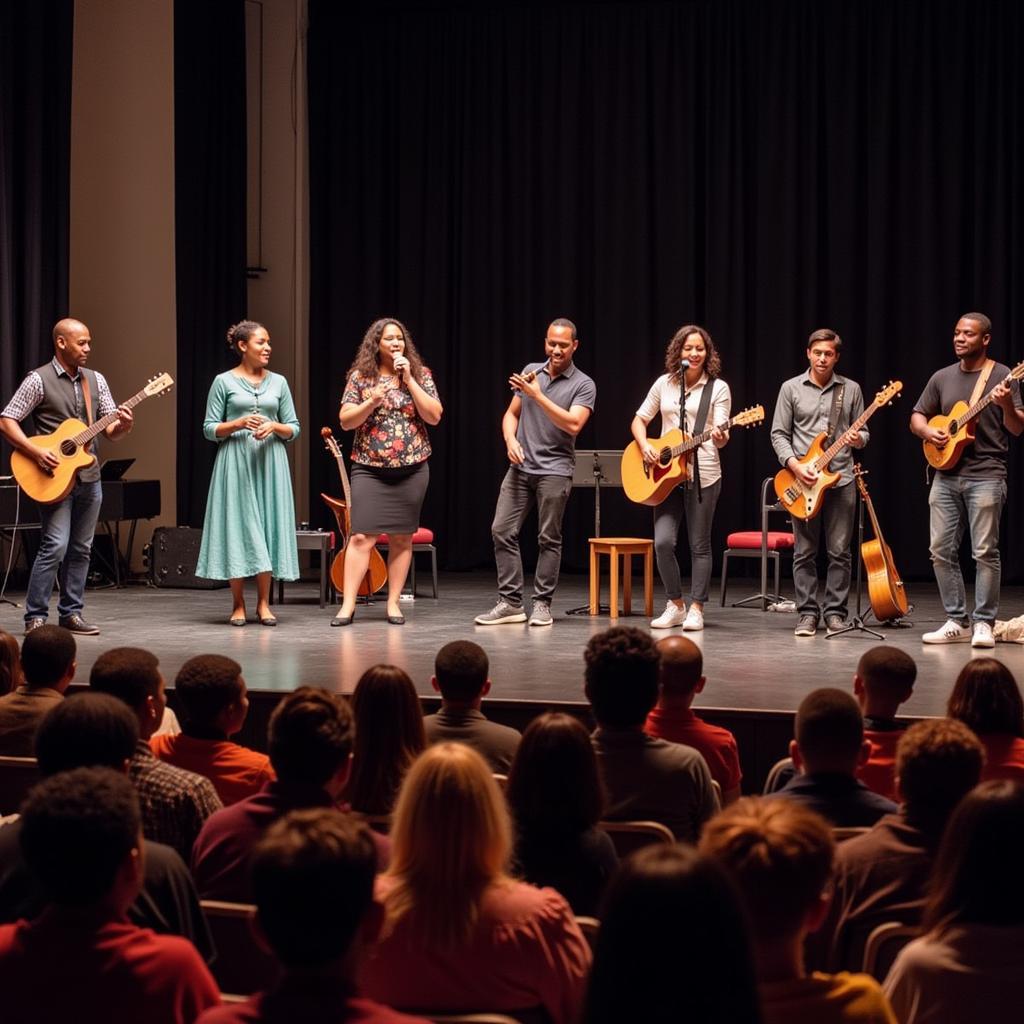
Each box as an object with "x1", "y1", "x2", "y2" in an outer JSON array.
[{"x1": 853, "y1": 466, "x2": 909, "y2": 622}]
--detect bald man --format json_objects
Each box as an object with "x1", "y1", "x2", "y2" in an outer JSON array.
[
  {"x1": 1, "y1": 319, "x2": 133, "y2": 635},
  {"x1": 644, "y1": 636, "x2": 742, "y2": 803}
]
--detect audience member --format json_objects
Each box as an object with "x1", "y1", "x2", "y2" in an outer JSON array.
[
  {"x1": 0, "y1": 768, "x2": 219, "y2": 1022},
  {"x1": 582, "y1": 844, "x2": 762, "y2": 1024},
  {"x1": 196, "y1": 809, "x2": 428, "y2": 1024},
  {"x1": 701, "y1": 798, "x2": 896, "y2": 1024},
  {"x1": 0, "y1": 625, "x2": 75, "y2": 756},
  {"x1": 151, "y1": 654, "x2": 274, "y2": 805},
  {"x1": 506, "y1": 712, "x2": 617, "y2": 915},
  {"x1": 644, "y1": 635, "x2": 742, "y2": 802},
  {"x1": 853, "y1": 646, "x2": 917, "y2": 801},
  {"x1": 90, "y1": 647, "x2": 222, "y2": 860},
  {"x1": 774, "y1": 688, "x2": 897, "y2": 826},
  {"x1": 360, "y1": 743, "x2": 591, "y2": 1023},
  {"x1": 423, "y1": 640, "x2": 521, "y2": 772},
  {"x1": 343, "y1": 665, "x2": 425, "y2": 816},
  {"x1": 946, "y1": 657, "x2": 1024, "y2": 781},
  {"x1": 0, "y1": 630, "x2": 22, "y2": 696},
  {"x1": 585, "y1": 626, "x2": 717, "y2": 840},
  {"x1": 884, "y1": 781, "x2": 1024, "y2": 1022}
]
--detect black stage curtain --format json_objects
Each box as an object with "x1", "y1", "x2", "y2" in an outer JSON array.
[
  {"x1": 174, "y1": 0, "x2": 249, "y2": 527},
  {"x1": 309, "y1": 0, "x2": 1024, "y2": 584},
  {"x1": 0, "y1": 0, "x2": 73, "y2": 401}
]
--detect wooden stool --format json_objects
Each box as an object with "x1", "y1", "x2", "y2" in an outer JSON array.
[{"x1": 588, "y1": 537, "x2": 655, "y2": 621}]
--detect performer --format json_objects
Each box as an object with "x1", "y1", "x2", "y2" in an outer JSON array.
[
  {"x1": 196, "y1": 321, "x2": 300, "y2": 626},
  {"x1": 475, "y1": 318, "x2": 596, "y2": 628},
  {"x1": 332, "y1": 318, "x2": 443, "y2": 627},
  {"x1": 0, "y1": 319, "x2": 133, "y2": 635},
  {"x1": 770, "y1": 328, "x2": 867, "y2": 637},
  {"x1": 631, "y1": 325, "x2": 731, "y2": 632},
  {"x1": 910, "y1": 312, "x2": 1024, "y2": 648}
]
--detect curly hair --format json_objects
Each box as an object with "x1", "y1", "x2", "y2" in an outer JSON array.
[
  {"x1": 584, "y1": 626, "x2": 661, "y2": 728},
  {"x1": 346, "y1": 317, "x2": 428, "y2": 386},
  {"x1": 664, "y1": 324, "x2": 722, "y2": 384},
  {"x1": 225, "y1": 320, "x2": 265, "y2": 353}
]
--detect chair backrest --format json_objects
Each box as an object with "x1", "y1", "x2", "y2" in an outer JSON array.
[
  {"x1": 762, "y1": 756, "x2": 795, "y2": 794},
  {"x1": 492, "y1": 773, "x2": 508, "y2": 791},
  {"x1": 430, "y1": 1015, "x2": 526, "y2": 1024},
  {"x1": 200, "y1": 899, "x2": 280, "y2": 995},
  {"x1": 832, "y1": 826, "x2": 871, "y2": 843},
  {"x1": 599, "y1": 819, "x2": 675, "y2": 857},
  {"x1": 760, "y1": 476, "x2": 791, "y2": 531},
  {"x1": 862, "y1": 921, "x2": 919, "y2": 981},
  {"x1": 0, "y1": 756, "x2": 41, "y2": 816},
  {"x1": 711, "y1": 778, "x2": 722, "y2": 806},
  {"x1": 575, "y1": 915, "x2": 600, "y2": 953}
]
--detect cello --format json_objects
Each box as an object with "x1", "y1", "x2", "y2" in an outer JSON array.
[{"x1": 853, "y1": 466, "x2": 909, "y2": 622}]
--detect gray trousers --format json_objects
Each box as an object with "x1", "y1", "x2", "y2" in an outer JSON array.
[
  {"x1": 792, "y1": 480, "x2": 856, "y2": 619},
  {"x1": 653, "y1": 478, "x2": 721, "y2": 603}
]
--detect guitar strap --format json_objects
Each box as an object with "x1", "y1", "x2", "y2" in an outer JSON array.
[
  {"x1": 80, "y1": 372, "x2": 95, "y2": 453},
  {"x1": 968, "y1": 358, "x2": 995, "y2": 407},
  {"x1": 689, "y1": 377, "x2": 715, "y2": 503},
  {"x1": 824, "y1": 380, "x2": 846, "y2": 448}
]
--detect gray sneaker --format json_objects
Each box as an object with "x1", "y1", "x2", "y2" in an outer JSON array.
[
  {"x1": 474, "y1": 600, "x2": 527, "y2": 625},
  {"x1": 794, "y1": 614, "x2": 818, "y2": 637},
  {"x1": 529, "y1": 600, "x2": 553, "y2": 627}
]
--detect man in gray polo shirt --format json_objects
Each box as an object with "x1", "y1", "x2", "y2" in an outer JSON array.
[{"x1": 475, "y1": 318, "x2": 597, "y2": 627}]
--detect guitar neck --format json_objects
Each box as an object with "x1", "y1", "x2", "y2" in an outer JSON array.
[
  {"x1": 335, "y1": 454, "x2": 353, "y2": 507},
  {"x1": 74, "y1": 386, "x2": 150, "y2": 444},
  {"x1": 958, "y1": 371, "x2": 1013, "y2": 427},
  {"x1": 814, "y1": 400, "x2": 879, "y2": 470},
  {"x1": 670, "y1": 414, "x2": 741, "y2": 456}
]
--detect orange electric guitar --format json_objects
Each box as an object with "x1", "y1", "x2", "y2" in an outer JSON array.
[
  {"x1": 774, "y1": 380, "x2": 902, "y2": 521},
  {"x1": 320, "y1": 427, "x2": 387, "y2": 597},
  {"x1": 853, "y1": 466, "x2": 909, "y2": 622},
  {"x1": 621, "y1": 405, "x2": 765, "y2": 506}
]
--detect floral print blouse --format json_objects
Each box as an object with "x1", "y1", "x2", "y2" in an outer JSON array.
[{"x1": 342, "y1": 368, "x2": 438, "y2": 468}]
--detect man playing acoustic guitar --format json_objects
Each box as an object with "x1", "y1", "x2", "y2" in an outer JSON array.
[
  {"x1": 910, "y1": 312, "x2": 1024, "y2": 648},
  {"x1": 0, "y1": 319, "x2": 133, "y2": 635}
]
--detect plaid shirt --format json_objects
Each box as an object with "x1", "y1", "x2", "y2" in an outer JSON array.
[{"x1": 1, "y1": 357, "x2": 116, "y2": 422}]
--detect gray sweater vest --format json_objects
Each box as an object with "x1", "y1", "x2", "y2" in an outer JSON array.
[{"x1": 32, "y1": 362, "x2": 102, "y2": 483}]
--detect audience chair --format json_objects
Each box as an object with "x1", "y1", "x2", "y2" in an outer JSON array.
[
  {"x1": 599, "y1": 819, "x2": 674, "y2": 858},
  {"x1": 575, "y1": 916, "x2": 600, "y2": 953},
  {"x1": 430, "y1": 1016, "x2": 524, "y2": 1024},
  {"x1": 862, "y1": 921, "x2": 919, "y2": 982},
  {"x1": 492, "y1": 773, "x2": 508, "y2": 791},
  {"x1": 711, "y1": 778, "x2": 722, "y2": 805},
  {"x1": 762, "y1": 756, "x2": 795, "y2": 794},
  {"x1": 0, "y1": 756, "x2": 41, "y2": 817},
  {"x1": 833, "y1": 826, "x2": 871, "y2": 843},
  {"x1": 200, "y1": 899, "x2": 280, "y2": 995},
  {"x1": 377, "y1": 528, "x2": 438, "y2": 598}
]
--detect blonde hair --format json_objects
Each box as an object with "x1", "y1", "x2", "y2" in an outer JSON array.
[{"x1": 383, "y1": 742, "x2": 512, "y2": 948}]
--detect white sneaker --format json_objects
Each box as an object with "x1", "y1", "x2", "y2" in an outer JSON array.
[
  {"x1": 651, "y1": 600, "x2": 687, "y2": 629},
  {"x1": 682, "y1": 606, "x2": 704, "y2": 631},
  {"x1": 922, "y1": 619, "x2": 972, "y2": 644},
  {"x1": 972, "y1": 622, "x2": 995, "y2": 649}
]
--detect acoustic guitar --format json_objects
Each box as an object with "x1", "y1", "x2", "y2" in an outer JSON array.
[
  {"x1": 922, "y1": 360, "x2": 1024, "y2": 470},
  {"x1": 621, "y1": 405, "x2": 766, "y2": 506},
  {"x1": 774, "y1": 380, "x2": 902, "y2": 521},
  {"x1": 10, "y1": 373, "x2": 174, "y2": 504},
  {"x1": 320, "y1": 427, "x2": 387, "y2": 597},
  {"x1": 854, "y1": 466, "x2": 909, "y2": 621}
]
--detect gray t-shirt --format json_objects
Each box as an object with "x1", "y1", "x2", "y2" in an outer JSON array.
[
  {"x1": 913, "y1": 362, "x2": 1023, "y2": 479},
  {"x1": 516, "y1": 361, "x2": 597, "y2": 477}
]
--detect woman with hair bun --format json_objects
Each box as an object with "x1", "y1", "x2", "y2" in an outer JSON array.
[{"x1": 196, "y1": 320, "x2": 300, "y2": 625}]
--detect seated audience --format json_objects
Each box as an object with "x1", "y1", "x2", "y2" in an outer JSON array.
[
  {"x1": 0, "y1": 629, "x2": 22, "y2": 697},
  {"x1": 0, "y1": 625, "x2": 75, "y2": 756},
  {"x1": 360, "y1": 743, "x2": 591, "y2": 1023},
  {"x1": 582, "y1": 844, "x2": 762, "y2": 1024},
  {"x1": 90, "y1": 647, "x2": 222, "y2": 860},
  {"x1": 884, "y1": 781, "x2": 1024, "y2": 1022},
  {"x1": 151, "y1": 654, "x2": 274, "y2": 805},
  {"x1": 0, "y1": 693, "x2": 213, "y2": 959},
  {"x1": 701, "y1": 798, "x2": 896, "y2": 1024},
  {"x1": 196, "y1": 809, "x2": 428, "y2": 1024},
  {"x1": 343, "y1": 665, "x2": 425, "y2": 817},
  {"x1": 644, "y1": 635, "x2": 743, "y2": 802},
  {"x1": 774, "y1": 688, "x2": 897, "y2": 827},
  {"x1": 853, "y1": 647, "x2": 917, "y2": 801},
  {"x1": 0, "y1": 767, "x2": 219, "y2": 1022},
  {"x1": 811, "y1": 719, "x2": 984, "y2": 972},
  {"x1": 946, "y1": 657, "x2": 1024, "y2": 781},
  {"x1": 424, "y1": 640, "x2": 521, "y2": 772},
  {"x1": 585, "y1": 626, "x2": 717, "y2": 840},
  {"x1": 506, "y1": 712, "x2": 617, "y2": 915}
]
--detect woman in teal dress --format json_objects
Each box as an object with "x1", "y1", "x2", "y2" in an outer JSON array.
[{"x1": 197, "y1": 320, "x2": 300, "y2": 625}]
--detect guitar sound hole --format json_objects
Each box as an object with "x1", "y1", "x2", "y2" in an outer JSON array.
[
  {"x1": 659, "y1": 450, "x2": 671, "y2": 467},
  {"x1": 59, "y1": 440, "x2": 77, "y2": 457}
]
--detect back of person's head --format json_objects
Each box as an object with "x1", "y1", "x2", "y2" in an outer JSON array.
[
  {"x1": 89, "y1": 646, "x2": 161, "y2": 712},
  {"x1": 34, "y1": 692, "x2": 139, "y2": 776},
  {"x1": 386, "y1": 742, "x2": 511, "y2": 948},
  {"x1": 793, "y1": 687, "x2": 864, "y2": 774},
  {"x1": 699, "y1": 797, "x2": 834, "y2": 946},
  {"x1": 174, "y1": 654, "x2": 244, "y2": 730},
  {"x1": 582, "y1": 845, "x2": 762, "y2": 1024},
  {"x1": 656, "y1": 635, "x2": 704, "y2": 698},
  {"x1": 251, "y1": 808, "x2": 378, "y2": 970},
  {"x1": 584, "y1": 626, "x2": 660, "y2": 728},
  {"x1": 0, "y1": 629, "x2": 23, "y2": 695},
  {"x1": 434, "y1": 640, "x2": 489, "y2": 702},
  {"x1": 268, "y1": 687, "x2": 353, "y2": 786},
  {"x1": 947, "y1": 658, "x2": 1024, "y2": 738},
  {"x1": 856, "y1": 646, "x2": 916, "y2": 710},
  {"x1": 924, "y1": 780, "x2": 1024, "y2": 935},
  {"x1": 20, "y1": 625, "x2": 76, "y2": 689},
  {"x1": 507, "y1": 712, "x2": 605, "y2": 837},
  {"x1": 20, "y1": 767, "x2": 141, "y2": 907},
  {"x1": 896, "y1": 719, "x2": 984, "y2": 832}
]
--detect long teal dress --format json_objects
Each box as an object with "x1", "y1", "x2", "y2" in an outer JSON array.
[{"x1": 196, "y1": 371, "x2": 300, "y2": 580}]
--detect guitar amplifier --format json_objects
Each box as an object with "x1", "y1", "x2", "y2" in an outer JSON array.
[{"x1": 144, "y1": 527, "x2": 227, "y2": 589}]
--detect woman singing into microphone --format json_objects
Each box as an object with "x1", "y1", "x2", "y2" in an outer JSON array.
[
  {"x1": 630, "y1": 324, "x2": 731, "y2": 631},
  {"x1": 332, "y1": 318, "x2": 443, "y2": 627}
]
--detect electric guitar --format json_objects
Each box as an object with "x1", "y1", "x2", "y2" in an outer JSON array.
[
  {"x1": 922, "y1": 361, "x2": 1024, "y2": 470},
  {"x1": 621, "y1": 405, "x2": 765, "y2": 506},
  {"x1": 10, "y1": 373, "x2": 174, "y2": 504},
  {"x1": 773, "y1": 380, "x2": 902, "y2": 520},
  {"x1": 854, "y1": 466, "x2": 909, "y2": 621}
]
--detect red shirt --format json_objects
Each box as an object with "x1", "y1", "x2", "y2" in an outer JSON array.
[
  {"x1": 644, "y1": 706, "x2": 742, "y2": 793},
  {"x1": 978, "y1": 733, "x2": 1024, "y2": 783},
  {"x1": 151, "y1": 733, "x2": 275, "y2": 806},
  {"x1": 857, "y1": 727, "x2": 905, "y2": 802}
]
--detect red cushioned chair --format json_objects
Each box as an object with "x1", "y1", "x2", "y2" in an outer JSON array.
[
  {"x1": 377, "y1": 527, "x2": 438, "y2": 598},
  {"x1": 719, "y1": 477, "x2": 795, "y2": 609}
]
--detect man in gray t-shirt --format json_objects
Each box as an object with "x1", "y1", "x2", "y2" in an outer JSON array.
[{"x1": 910, "y1": 312, "x2": 1024, "y2": 647}]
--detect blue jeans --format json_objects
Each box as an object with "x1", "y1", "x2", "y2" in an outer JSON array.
[
  {"x1": 792, "y1": 480, "x2": 856, "y2": 620},
  {"x1": 928, "y1": 473, "x2": 1006, "y2": 625},
  {"x1": 653, "y1": 479, "x2": 721, "y2": 603},
  {"x1": 25, "y1": 478, "x2": 102, "y2": 622}
]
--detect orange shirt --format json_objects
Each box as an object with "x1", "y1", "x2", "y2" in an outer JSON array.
[
  {"x1": 857, "y1": 727, "x2": 905, "y2": 802},
  {"x1": 978, "y1": 733, "x2": 1024, "y2": 783},
  {"x1": 150, "y1": 733, "x2": 275, "y2": 806}
]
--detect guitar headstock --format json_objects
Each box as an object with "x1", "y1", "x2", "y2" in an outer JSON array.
[
  {"x1": 874, "y1": 380, "x2": 903, "y2": 406},
  {"x1": 733, "y1": 405, "x2": 765, "y2": 428},
  {"x1": 853, "y1": 463, "x2": 869, "y2": 498},
  {"x1": 320, "y1": 426, "x2": 342, "y2": 459},
  {"x1": 1010, "y1": 361, "x2": 1024, "y2": 381},
  {"x1": 144, "y1": 373, "x2": 174, "y2": 397}
]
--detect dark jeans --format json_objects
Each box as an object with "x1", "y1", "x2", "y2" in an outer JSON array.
[
  {"x1": 792, "y1": 480, "x2": 856, "y2": 620},
  {"x1": 653, "y1": 478, "x2": 721, "y2": 603},
  {"x1": 491, "y1": 467, "x2": 572, "y2": 605}
]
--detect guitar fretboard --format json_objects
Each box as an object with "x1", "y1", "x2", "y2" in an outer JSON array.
[
  {"x1": 814, "y1": 399, "x2": 884, "y2": 471},
  {"x1": 72, "y1": 386, "x2": 152, "y2": 445},
  {"x1": 950, "y1": 362, "x2": 1024, "y2": 432}
]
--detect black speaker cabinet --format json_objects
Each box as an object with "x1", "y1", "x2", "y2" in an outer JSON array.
[{"x1": 145, "y1": 527, "x2": 227, "y2": 589}]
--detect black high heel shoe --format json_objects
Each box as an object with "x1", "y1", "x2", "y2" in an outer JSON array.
[{"x1": 331, "y1": 610, "x2": 355, "y2": 627}]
